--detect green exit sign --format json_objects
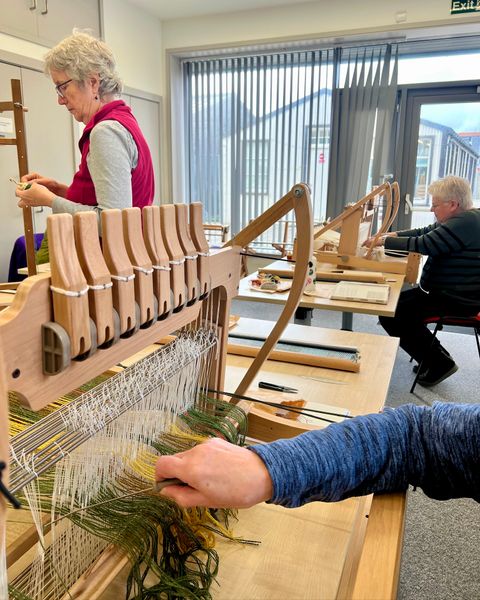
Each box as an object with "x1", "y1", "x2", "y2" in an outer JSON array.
[{"x1": 451, "y1": 0, "x2": 480, "y2": 14}]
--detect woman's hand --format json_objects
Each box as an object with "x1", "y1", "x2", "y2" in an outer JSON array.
[
  {"x1": 16, "y1": 182, "x2": 55, "y2": 209},
  {"x1": 155, "y1": 437, "x2": 273, "y2": 509},
  {"x1": 21, "y1": 173, "x2": 68, "y2": 198}
]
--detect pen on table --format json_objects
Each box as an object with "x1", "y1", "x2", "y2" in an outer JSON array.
[{"x1": 258, "y1": 381, "x2": 297, "y2": 393}]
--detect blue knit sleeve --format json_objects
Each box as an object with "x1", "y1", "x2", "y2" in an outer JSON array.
[{"x1": 249, "y1": 402, "x2": 480, "y2": 508}]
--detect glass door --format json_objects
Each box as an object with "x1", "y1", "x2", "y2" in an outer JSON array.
[{"x1": 396, "y1": 85, "x2": 480, "y2": 230}]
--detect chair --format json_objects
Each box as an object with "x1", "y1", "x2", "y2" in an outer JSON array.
[
  {"x1": 7, "y1": 233, "x2": 44, "y2": 282},
  {"x1": 410, "y1": 312, "x2": 480, "y2": 393}
]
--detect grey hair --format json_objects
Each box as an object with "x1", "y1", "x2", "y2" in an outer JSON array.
[
  {"x1": 44, "y1": 30, "x2": 122, "y2": 97},
  {"x1": 428, "y1": 175, "x2": 473, "y2": 210}
]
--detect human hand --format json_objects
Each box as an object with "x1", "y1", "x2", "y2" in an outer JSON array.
[
  {"x1": 362, "y1": 232, "x2": 398, "y2": 248},
  {"x1": 16, "y1": 182, "x2": 55, "y2": 209},
  {"x1": 155, "y1": 437, "x2": 273, "y2": 509},
  {"x1": 21, "y1": 173, "x2": 65, "y2": 197},
  {"x1": 362, "y1": 235, "x2": 384, "y2": 248}
]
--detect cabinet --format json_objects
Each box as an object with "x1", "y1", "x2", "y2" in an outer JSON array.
[{"x1": 0, "y1": 0, "x2": 101, "y2": 48}]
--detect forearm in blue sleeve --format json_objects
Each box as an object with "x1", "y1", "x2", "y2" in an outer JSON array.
[{"x1": 249, "y1": 402, "x2": 480, "y2": 508}]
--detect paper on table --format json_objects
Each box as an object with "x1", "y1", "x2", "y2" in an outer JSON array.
[{"x1": 330, "y1": 281, "x2": 390, "y2": 304}]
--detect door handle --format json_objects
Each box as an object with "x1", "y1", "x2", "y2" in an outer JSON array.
[
  {"x1": 29, "y1": 0, "x2": 37, "y2": 10},
  {"x1": 41, "y1": 0, "x2": 48, "y2": 14},
  {"x1": 404, "y1": 193, "x2": 413, "y2": 215}
]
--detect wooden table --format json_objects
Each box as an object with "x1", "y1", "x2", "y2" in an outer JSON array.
[
  {"x1": 237, "y1": 261, "x2": 405, "y2": 330},
  {"x1": 91, "y1": 319, "x2": 403, "y2": 600}
]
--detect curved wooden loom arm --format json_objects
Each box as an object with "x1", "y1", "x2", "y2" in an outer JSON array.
[
  {"x1": 224, "y1": 183, "x2": 313, "y2": 398},
  {"x1": 376, "y1": 183, "x2": 393, "y2": 237},
  {"x1": 365, "y1": 183, "x2": 393, "y2": 259},
  {"x1": 386, "y1": 181, "x2": 400, "y2": 231},
  {"x1": 313, "y1": 182, "x2": 390, "y2": 240},
  {"x1": 365, "y1": 182, "x2": 401, "y2": 260}
]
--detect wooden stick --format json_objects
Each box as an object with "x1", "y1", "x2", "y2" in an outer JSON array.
[
  {"x1": 48, "y1": 214, "x2": 91, "y2": 358},
  {"x1": 101, "y1": 209, "x2": 136, "y2": 335},
  {"x1": 160, "y1": 205, "x2": 186, "y2": 310},
  {"x1": 227, "y1": 343, "x2": 360, "y2": 372},
  {"x1": 11, "y1": 79, "x2": 36, "y2": 277},
  {"x1": 175, "y1": 204, "x2": 199, "y2": 303},
  {"x1": 189, "y1": 202, "x2": 211, "y2": 298}
]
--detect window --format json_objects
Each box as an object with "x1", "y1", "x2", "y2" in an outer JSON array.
[
  {"x1": 182, "y1": 51, "x2": 334, "y2": 241},
  {"x1": 176, "y1": 40, "x2": 480, "y2": 238}
]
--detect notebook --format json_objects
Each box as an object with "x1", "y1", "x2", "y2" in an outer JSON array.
[{"x1": 330, "y1": 281, "x2": 390, "y2": 304}]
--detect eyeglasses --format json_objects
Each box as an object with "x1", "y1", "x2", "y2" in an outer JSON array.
[
  {"x1": 54, "y1": 78, "x2": 73, "y2": 98},
  {"x1": 431, "y1": 200, "x2": 451, "y2": 209}
]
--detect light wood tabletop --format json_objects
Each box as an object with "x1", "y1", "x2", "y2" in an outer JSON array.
[{"x1": 238, "y1": 260, "x2": 405, "y2": 322}]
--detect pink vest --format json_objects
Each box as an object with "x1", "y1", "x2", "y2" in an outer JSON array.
[{"x1": 66, "y1": 100, "x2": 154, "y2": 209}]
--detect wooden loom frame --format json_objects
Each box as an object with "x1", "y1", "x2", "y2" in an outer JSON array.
[
  {"x1": 0, "y1": 79, "x2": 37, "y2": 278},
  {"x1": 0, "y1": 181, "x2": 407, "y2": 600},
  {"x1": 313, "y1": 181, "x2": 421, "y2": 284},
  {"x1": 0, "y1": 183, "x2": 318, "y2": 598}
]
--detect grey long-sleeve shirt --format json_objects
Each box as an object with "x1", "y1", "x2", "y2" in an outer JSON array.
[
  {"x1": 52, "y1": 120, "x2": 138, "y2": 217},
  {"x1": 250, "y1": 402, "x2": 480, "y2": 508}
]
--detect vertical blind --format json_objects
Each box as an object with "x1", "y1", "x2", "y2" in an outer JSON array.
[
  {"x1": 182, "y1": 44, "x2": 398, "y2": 248},
  {"x1": 183, "y1": 50, "x2": 334, "y2": 248},
  {"x1": 327, "y1": 44, "x2": 399, "y2": 217}
]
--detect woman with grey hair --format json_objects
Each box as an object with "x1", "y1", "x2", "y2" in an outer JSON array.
[
  {"x1": 15, "y1": 31, "x2": 154, "y2": 258},
  {"x1": 363, "y1": 175, "x2": 480, "y2": 387}
]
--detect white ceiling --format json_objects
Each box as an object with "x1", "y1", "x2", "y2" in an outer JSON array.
[{"x1": 127, "y1": 0, "x2": 313, "y2": 21}]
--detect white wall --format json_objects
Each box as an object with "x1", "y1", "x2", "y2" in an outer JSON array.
[
  {"x1": 102, "y1": 0, "x2": 162, "y2": 95},
  {"x1": 161, "y1": 0, "x2": 480, "y2": 52}
]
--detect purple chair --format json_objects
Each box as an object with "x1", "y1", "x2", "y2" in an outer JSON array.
[{"x1": 8, "y1": 234, "x2": 44, "y2": 282}]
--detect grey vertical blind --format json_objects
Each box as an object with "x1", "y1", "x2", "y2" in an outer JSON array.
[
  {"x1": 183, "y1": 50, "x2": 334, "y2": 249},
  {"x1": 183, "y1": 43, "x2": 398, "y2": 249},
  {"x1": 327, "y1": 44, "x2": 399, "y2": 217}
]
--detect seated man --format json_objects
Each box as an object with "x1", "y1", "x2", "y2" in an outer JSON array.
[{"x1": 364, "y1": 175, "x2": 480, "y2": 387}]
